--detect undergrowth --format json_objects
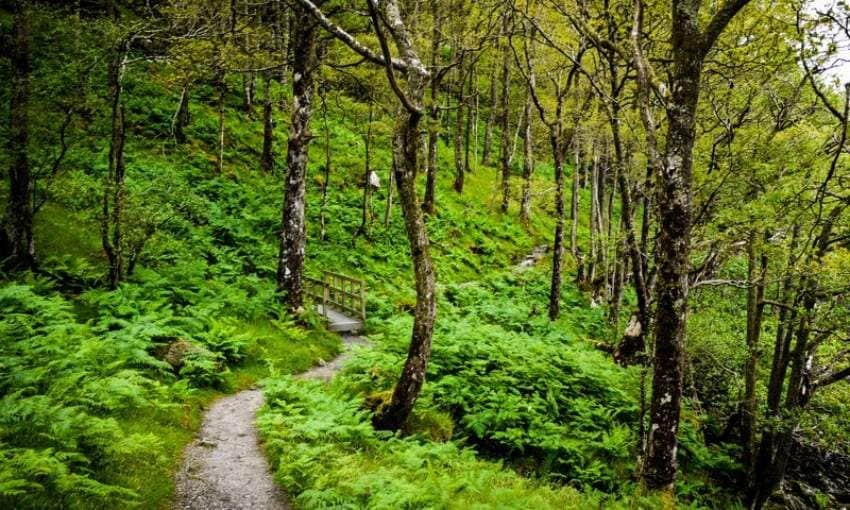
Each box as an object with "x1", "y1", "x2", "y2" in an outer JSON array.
[{"x1": 259, "y1": 267, "x2": 743, "y2": 509}]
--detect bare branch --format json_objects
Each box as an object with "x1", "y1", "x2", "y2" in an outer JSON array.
[{"x1": 292, "y1": 0, "x2": 407, "y2": 71}]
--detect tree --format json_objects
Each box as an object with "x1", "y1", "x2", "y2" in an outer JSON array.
[
  {"x1": 1, "y1": 1, "x2": 36, "y2": 271},
  {"x1": 296, "y1": 0, "x2": 437, "y2": 431},
  {"x1": 509, "y1": 4, "x2": 587, "y2": 320},
  {"x1": 518, "y1": 27, "x2": 535, "y2": 227},
  {"x1": 498, "y1": 8, "x2": 513, "y2": 213},
  {"x1": 277, "y1": 0, "x2": 325, "y2": 313},
  {"x1": 101, "y1": 38, "x2": 131, "y2": 288},
  {"x1": 421, "y1": 0, "x2": 444, "y2": 215},
  {"x1": 628, "y1": 0, "x2": 755, "y2": 491}
]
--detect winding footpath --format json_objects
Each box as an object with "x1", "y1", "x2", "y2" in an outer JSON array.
[
  {"x1": 173, "y1": 246, "x2": 546, "y2": 509},
  {"x1": 173, "y1": 334, "x2": 368, "y2": 510}
]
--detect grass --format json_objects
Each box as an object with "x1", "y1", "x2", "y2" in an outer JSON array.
[{"x1": 23, "y1": 195, "x2": 343, "y2": 510}]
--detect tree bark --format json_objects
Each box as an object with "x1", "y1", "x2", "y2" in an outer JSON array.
[
  {"x1": 101, "y1": 42, "x2": 129, "y2": 288},
  {"x1": 384, "y1": 160, "x2": 395, "y2": 227},
  {"x1": 319, "y1": 83, "x2": 331, "y2": 240},
  {"x1": 570, "y1": 146, "x2": 580, "y2": 261},
  {"x1": 547, "y1": 135, "x2": 565, "y2": 320},
  {"x1": 215, "y1": 69, "x2": 226, "y2": 174},
  {"x1": 609, "y1": 94, "x2": 649, "y2": 364},
  {"x1": 498, "y1": 10, "x2": 512, "y2": 213},
  {"x1": 422, "y1": 0, "x2": 443, "y2": 215},
  {"x1": 641, "y1": 19, "x2": 703, "y2": 493},
  {"x1": 363, "y1": 0, "x2": 437, "y2": 432},
  {"x1": 741, "y1": 231, "x2": 766, "y2": 478},
  {"x1": 453, "y1": 54, "x2": 467, "y2": 193},
  {"x1": 519, "y1": 85, "x2": 534, "y2": 226},
  {"x1": 277, "y1": 2, "x2": 321, "y2": 312},
  {"x1": 2, "y1": 1, "x2": 36, "y2": 271},
  {"x1": 356, "y1": 99, "x2": 375, "y2": 238},
  {"x1": 636, "y1": 0, "x2": 753, "y2": 490},
  {"x1": 464, "y1": 64, "x2": 474, "y2": 174},
  {"x1": 242, "y1": 72, "x2": 255, "y2": 117},
  {"x1": 172, "y1": 84, "x2": 190, "y2": 145},
  {"x1": 482, "y1": 63, "x2": 497, "y2": 166},
  {"x1": 261, "y1": 73, "x2": 275, "y2": 173}
]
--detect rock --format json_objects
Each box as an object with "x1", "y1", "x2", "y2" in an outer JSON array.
[
  {"x1": 779, "y1": 436, "x2": 850, "y2": 508},
  {"x1": 151, "y1": 337, "x2": 196, "y2": 370},
  {"x1": 163, "y1": 339, "x2": 197, "y2": 370},
  {"x1": 197, "y1": 438, "x2": 217, "y2": 448}
]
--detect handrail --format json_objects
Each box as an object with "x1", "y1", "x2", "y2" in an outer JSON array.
[{"x1": 304, "y1": 271, "x2": 366, "y2": 322}]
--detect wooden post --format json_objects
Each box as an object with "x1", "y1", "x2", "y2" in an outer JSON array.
[
  {"x1": 360, "y1": 279, "x2": 366, "y2": 321},
  {"x1": 322, "y1": 272, "x2": 329, "y2": 319}
]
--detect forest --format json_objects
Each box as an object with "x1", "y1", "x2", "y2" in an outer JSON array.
[{"x1": 1, "y1": 0, "x2": 849, "y2": 508}]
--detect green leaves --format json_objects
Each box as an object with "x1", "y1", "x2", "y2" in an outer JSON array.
[{"x1": 258, "y1": 377, "x2": 604, "y2": 509}]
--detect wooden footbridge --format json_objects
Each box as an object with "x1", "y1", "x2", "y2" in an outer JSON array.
[{"x1": 305, "y1": 271, "x2": 366, "y2": 333}]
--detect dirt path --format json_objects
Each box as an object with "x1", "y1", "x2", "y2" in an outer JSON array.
[
  {"x1": 173, "y1": 334, "x2": 368, "y2": 509},
  {"x1": 172, "y1": 244, "x2": 537, "y2": 509}
]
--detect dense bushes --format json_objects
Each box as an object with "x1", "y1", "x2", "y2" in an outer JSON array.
[
  {"x1": 259, "y1": 267, "x2": 744, "y2": 508},
  {"x1": 0, "y1": 284, "x2": 174, "y2": 507},
  {"x1": 342, "y1": 272, "x2": 639, "y2": 492},
  {"x1": 0, "y1": 268, "x2": 339, "y2": 509}
]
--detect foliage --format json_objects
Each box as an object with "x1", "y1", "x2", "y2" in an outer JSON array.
[
  {"x1": 0, "y1": 284, "x2": 169, "y2": 508},
  {"x1": 343, "y1": 271, "x2": 637, "y2": 492},
  {"x1": 258, "y1": 376, "x2": 637, "y2": 510}
]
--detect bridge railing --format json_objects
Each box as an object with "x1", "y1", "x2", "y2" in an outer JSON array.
[{"x1": 304, "y1": 271, "x2": 366, "y2": 322}]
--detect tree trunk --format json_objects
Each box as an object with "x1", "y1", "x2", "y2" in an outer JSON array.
[
  {"x1": 498, "y1": 10, "x2": 512, "y2": 213},
  {"x1": 215, "y1": 70, "x2": 226, "y2": 174},
  {"x1": 588, "y1": 150, "x2": 598, "y2": 285},
  {"x1": 422, "y1": 0, "x2": 442, "y2": 215},
  {"x1": 424, "y1": 121, "x2": 438, "y2": 214},
  {"x1": 261, "y1": 73, "x2": 275, "y2": 173},
  {"x1": 357, "y1": 100, "x2": 375, "y2": 239},
  {"x1": 570, "y1": 147, "x2": 580, "y2": 261},
  {"x1": 277, "y1": 3, "x2": 320, "y2": 312},
  {"x1": 2, "y1": 2, "x2": 36, "y2": 271},
  {"x1": 319, "y1": 84, "x2": 331, "y2": 240},
  {"x1": 636, "y1": 0, "x2": 752, "y2": 490},
  {"x1": 741, "y1": 231, "x2": 766, "y2": 479},
  {"x1": 547, "y1": 132, "x2": 565, "y2": 320},
  {"x1": 453, "y1": 54, "x2": 466, "y2": 193},
  {"x1": 384, "y1": 161, "x2": 395, "y2": 227},
  {"x1": 609, "y1": 93, "x2": 650, "y2": 364},
  {"x1": 482, "y1": 63, "x2": 497, "y2": 166},
  {"x1": 519, "y1": 87, "x2": 533, "y2": 226},
  {"x1": 368, "y1": 0, "x2": 436, "y2": 432},
  {"x1": 748, "y1": 228, "x2": 798, "y2": 509},
  {"x1": 641, "y1": 35, "x2": 703, "y2": 494},
  {"x1": 609, "y1": 231, "x2": 625, "y2": 326},
  {"x1": 468, "y1": 65, "x2": 477, "y2": 173},
  {"x1": 242, "y1": 72, "x2": 255, "y2": 117},
  {"x1": 173, "y1": 84, "x2": 190, "y2": 145},
  {"x1": 101, "y1": 43, "x2": 129, "y2": 289}
]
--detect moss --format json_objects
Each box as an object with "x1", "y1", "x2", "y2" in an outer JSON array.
[{"x1": 403, "y1": 408, "x2": 454, "y2": 443}]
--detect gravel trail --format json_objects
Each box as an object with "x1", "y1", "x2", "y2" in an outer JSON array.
[{"x1": 173, "y1": 334, "x2": 368, "y2": 509}]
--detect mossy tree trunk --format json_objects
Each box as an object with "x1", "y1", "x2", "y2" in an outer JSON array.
[
  {"x1": 498, "y1": 9, "x2": 512, "y2": 213},
  {"x1": 101, "y1": 40, "x2": 130, "y2": 288},
  {"x1": 277, "y1": 1, "x2": 323, "y2": 312},
  {"x1": 261, "y1": 73, "x2": 275, "y2": 173},
  {"x1": 637, "y1": 0, "x2": 753, "y2": 491}
]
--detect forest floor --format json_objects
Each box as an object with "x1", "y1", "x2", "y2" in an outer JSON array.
[
  {"x1": 173, "y1": 332, "x2": 370, "y2": 510},
  {"x1": 172, "y1": 245, "x2": 546, "y2": 510}
]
